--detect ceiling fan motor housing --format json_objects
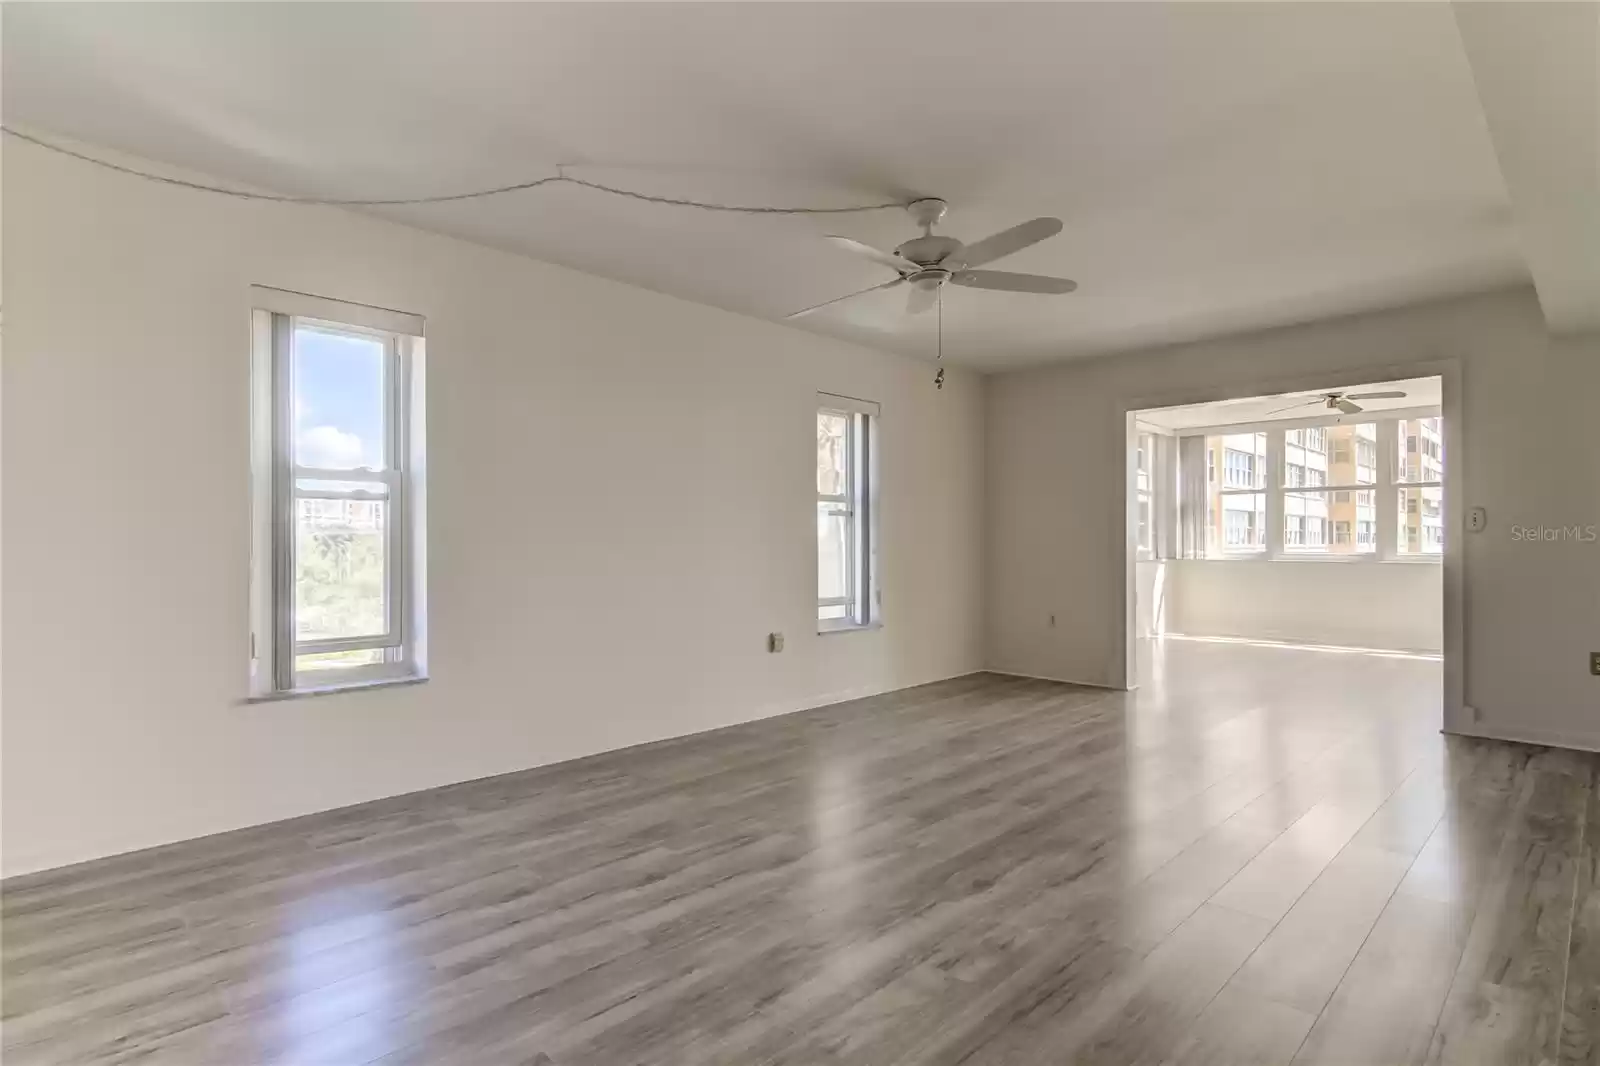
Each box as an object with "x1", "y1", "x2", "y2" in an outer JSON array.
[
  {"x1": 897, "y1": 235, "x2": 963, "y2": 267},
  {"x1": 908, "y1": 268, "x2": 953, "y2": 290},
  {"x1": 899, "y1": 198, "x2": 963, "y2": 266}
]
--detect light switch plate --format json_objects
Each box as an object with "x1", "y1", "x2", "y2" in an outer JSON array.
[
  {"x1": 768, "y1": 632, "x2": 784, "y2": 654},
  {"x1": 1468, "y1": 506, "x2": 1487, "y2": 533},
  {"x1": 1591, "y1": 652, "x2": 1600, "y2": 677}
]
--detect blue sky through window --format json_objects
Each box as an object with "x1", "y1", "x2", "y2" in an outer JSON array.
[{"x1": 294, "y1": 326, "x2": 385, "y2": 470}]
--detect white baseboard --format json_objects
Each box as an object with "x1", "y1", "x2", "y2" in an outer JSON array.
[
  {"x1": 983, "y1": 668, "x2": 1124, "y2": 692},
  {"x1": 1444, "y1": 721, "x2": 1600, "y2": 755}
]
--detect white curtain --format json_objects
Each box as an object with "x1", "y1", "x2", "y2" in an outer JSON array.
[{"x1": 1178, "y1": 436, "x2": 1208, "y2": 559}]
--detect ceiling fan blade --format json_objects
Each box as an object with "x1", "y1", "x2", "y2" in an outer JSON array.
[
  {"x1": 907, "y1": 284, "x2": 938, "y2": 315},
  {"x1": 947, "y1": 217, "x2": 1064, "y2": 269},
  {"x1": 824, "y1": 235, "x2": 916, "y2": 276},
  {"x1": 952, "y1": 269, "x2": 1078, "y2": 294},
  {"x1": 785, "y1": 278, "x2": 904, "y2": 319},
  {"x1": 1344, "y1": 391, "x2": 1408, "y2": 401},
  {"x1": 1337, "y1": 399, "x2": 1364, "y2": 415},
  {"x1": 1265, "y1": 399, "x2": 1318, "y2": 416}
]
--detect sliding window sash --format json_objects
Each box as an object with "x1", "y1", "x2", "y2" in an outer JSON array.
[
  {"x1": 817, "y1": 402, "x2": 875, "y2": 628},
  {"x1": 270, "y1": 314, "x2": 297, "y2": 692},
  {"x1": 267, "y1": 314, "x2": 411, "y2": 687}
]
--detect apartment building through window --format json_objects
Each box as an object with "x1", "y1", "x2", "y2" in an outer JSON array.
[{"x1": 1194, "y1": 410, "x2": 1444, "y2": 561}]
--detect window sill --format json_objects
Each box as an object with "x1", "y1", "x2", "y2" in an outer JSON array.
[
  {"x1": 245, "y1": 674, "x2": 428, "y2": 704},
  {"x1": 1198, "y1": 554, "x2": 1441, "y2": 565},
  {"x1": 818, "y1": 621, "x2": 883, "y2": 636}
]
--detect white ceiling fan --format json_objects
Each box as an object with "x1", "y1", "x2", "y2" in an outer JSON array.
[
  {"x1": 787, "y1": 198, "x2": 1077, "y2": 318},
  {"x1": 1269, "y1": 389, "x2": 1409, "y2": 417}
]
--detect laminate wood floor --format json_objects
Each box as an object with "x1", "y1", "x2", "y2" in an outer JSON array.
[{"x1": 5, "y1": 639, "x2": 1599, "y2": 1065}]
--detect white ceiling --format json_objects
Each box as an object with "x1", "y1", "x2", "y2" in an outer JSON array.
[
  {"x1": 4, "y1": 3, "x2": 1595, "y2": 370},
  {"x1": 1139, "y1": 376, "x2": 1442, "y2": 433}
]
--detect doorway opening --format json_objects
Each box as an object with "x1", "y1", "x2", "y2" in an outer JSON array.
[{"x1": 1127, "y1": 374, "x2": 1447, "y2": 711}]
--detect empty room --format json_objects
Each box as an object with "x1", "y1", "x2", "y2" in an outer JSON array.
[{"x1": 3, "y1": 3, "x2": 1598, "y2": 1065}]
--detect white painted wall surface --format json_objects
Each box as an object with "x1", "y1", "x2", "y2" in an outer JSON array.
[
  {"x1": 988, "y1": 288, "x2": 1600, "y2": 747},
  {"x1": 1, "y1": 139, "x2": 985, "y2": 876},
  {"x1": 1165, "y1": 561, "x2": 1442, "y2": 653},
  {"x1": 1134, "y1": 560, "x2": 1174, "y2": 639}
]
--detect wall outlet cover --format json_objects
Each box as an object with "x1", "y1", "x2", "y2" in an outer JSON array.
[{"x1": 1468, "y1": 506, "x2": 1487, "y2": 532}]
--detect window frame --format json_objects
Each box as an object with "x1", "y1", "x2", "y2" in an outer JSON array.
[
  {"x1": 1209, "y1": 431, "x2": 1269, "y2": 556},
  {"x1": 817, "y1": 394, "x2": 879, "y2": 633},
  {"x1": 250, "y1": 288, "x2": 427, "y2": 698},
  {"x1": 1394, "y1": 416, "x2": 1445, "y2": 559},
  {"x1": 1191, "y1": 406, "x2": 1442, "y2": 565},
  {"x1": 1136, "y1": 431, "x2": 1155, "y2": 558}
]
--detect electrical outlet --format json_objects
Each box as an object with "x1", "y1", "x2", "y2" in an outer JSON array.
[
  {"x1": 1468, "y1": 506, "x2": 1487, "y2": 533},
  {"x1": 768, "y1": 632, "x2": 785, "y2": 654},
  {"x1": 1591, "y1": 652, "x2": 1600, "y2": 677}
]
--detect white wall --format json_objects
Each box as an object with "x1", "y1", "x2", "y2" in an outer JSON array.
[
  {"x1": 1165, "y1": 560, "x2": 1442, "y2": 653},
  {"x1": 988, "y1": 288, "x2": 1600, "y2": 748},
  {"x1": 0, "y1": 138, "x2": 985, "y2": 877},
  {"x1": 1134, "y1": 560, "x2": 1174, "y2": 639}
]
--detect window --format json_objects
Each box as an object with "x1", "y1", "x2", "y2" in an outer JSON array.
[
  {"x1": 1207, "y1": 432, "x2": 1267, "y2": 553},
  {"x1": 1223, "y1": 506, "x2": 1263, "y2": 547},
  {"x1": 1273, "y1": 422, "x2": 1373, "y2": 556},
  {"x1": 250, "y1": 289, "x2": 426, "y2": 695},
  {"x1": 1137, "y1": 432, "x2": 1154, "y2": 555},
  {"x1": 1188, "y1": 410, "x2": 1441, "y2": 562},
  {"x1": 817, "y1": 396, "x2": 877, "y2": 630},
  {"x1": 1395, "y1": 417, "x2": 1445, "y2": 555},
  {"x1": 1278, "y1": 422, "x2": 1379, "y2": 556}
]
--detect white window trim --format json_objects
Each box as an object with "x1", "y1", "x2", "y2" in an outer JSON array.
[
  {"x1": 817, "y1": 394, "x2": 879, "y2": 633},
  {"x1": 1188, "y1": 408, "x2": 1443, "y2": 565},
  {"x1": 1210, "y1": 431, "x2": 1270, "y2": 556},
  {"x1": 249, "y1": 290, "x2": 428, "y2": 698},
  {"x1": 1133, "y1": 421, "x2": 1181, "y2": 561},
  {"x1": 1135, "y1": 430, "x2": 1155, "y2": 559}
]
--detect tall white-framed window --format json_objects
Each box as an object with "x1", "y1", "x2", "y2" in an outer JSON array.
[
  {"x1": 1136, "y1": 431, "x2": 1155, "y2": 556},
  {"x1": 1189, "y1": 408, "x2": 1441, "y2": 563},
  {"x1": 817, "y1": 394, "x2": 878, "y2": 632},
  {"x1": 1280, "y1": 421, "x2": 1378, "y2": 556},
  {"x1": 1395, "y1": 415, "x2": 1445, "y2": 556},
  {"x1": 249, "y1": 287, "x2": 427, "y2": 696},
  {"x1": 1206, "y1": 431, "x2": 1268, "y2": 554}
]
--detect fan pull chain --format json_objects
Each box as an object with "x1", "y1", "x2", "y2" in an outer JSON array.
[{"x1": 934, "y1": 285, "x2": 946, "y2": 390}]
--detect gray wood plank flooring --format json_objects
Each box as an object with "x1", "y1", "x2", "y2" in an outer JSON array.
[{"x1": 4, "y1": 639, "x2": 1599, "y2": 1065}]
